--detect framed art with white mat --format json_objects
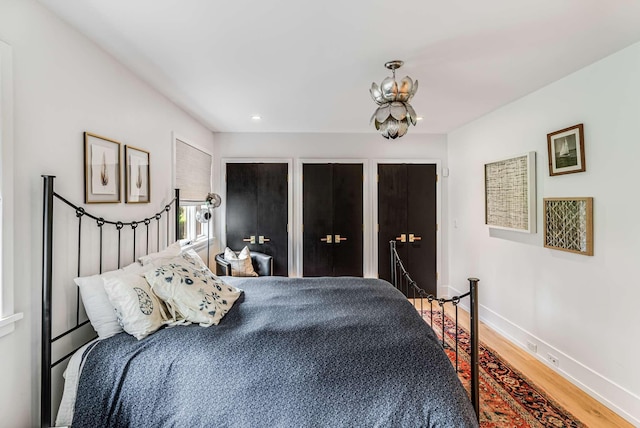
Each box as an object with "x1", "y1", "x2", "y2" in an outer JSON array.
[
  {"x1": 547, "y1": 124, "x2": 585, "y2": 176},
  {"x1": 84, "y1": 132, "x2": 121, "y2": 203},
  {"x1": 125, "y1": 145, "x2": 150, "y2": 203}
]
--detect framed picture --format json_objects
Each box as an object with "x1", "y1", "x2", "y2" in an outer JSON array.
[
  {"x1": 544, "y1": 197, "x2": 593, "y2": 256},
  {"x1": 547, "y1": 124, "x2": 585, "y2": 176},
  {"x1": 484, "y1": 151, "x2": 536, "y2": 233},
  {"x1": 84, "y1": 132, "x2": 121, "y2": 203},
  {"x1": 124, "y1": 145, "x2": 150, "y2": 203}
]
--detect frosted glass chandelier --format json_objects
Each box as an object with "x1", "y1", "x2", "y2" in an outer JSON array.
[{"x1": 370, "y1": 60, "x2": 419, "y2": 139}]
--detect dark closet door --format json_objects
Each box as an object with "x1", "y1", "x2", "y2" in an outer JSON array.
[
  {"x1": 378, "y1": 164, "x2": 437, "y2": 295},
  {"x1": 226, "y1": 164, "x2": 258, "y2": 253},
  {"x1": 256, "y1": 163, "x2": 289, "y2": 276},
  {"x1": 226, "y1": 163, "x2": 288, "y2": 276},
  {"x1": 378, "y1": 164, "x2": 408, "y2": 282},
  {"x1": 332, "y1": 164, "x2": 363, "y2": 276},
  {"x1": 303, "y1": 163, "x2": 363, "y2": 277},
  {"x1": 302, "y1": 164, "x2": 333, "y2": 277}
]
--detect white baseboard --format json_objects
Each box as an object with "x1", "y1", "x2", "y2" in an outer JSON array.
[{"x1": 446, "y1": 284, "x2": 640, "y2": 427}]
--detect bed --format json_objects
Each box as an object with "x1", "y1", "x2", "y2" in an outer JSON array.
[{"x1": 40, "y1": 175, "x2": 480, "y2": 427}]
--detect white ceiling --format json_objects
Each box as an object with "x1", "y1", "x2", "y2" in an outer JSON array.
[{"x1": 37, "y1": 0, "x2": 640, "y2": 134}]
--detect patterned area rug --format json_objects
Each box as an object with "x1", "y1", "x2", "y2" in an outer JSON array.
[{"x1": 421, "y1": 309, "x2": 585, "y2": 428}]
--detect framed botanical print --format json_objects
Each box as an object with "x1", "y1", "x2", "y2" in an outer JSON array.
[
  {"x1": 84, "y1": 132, "x2": 121, "y2": 203},
  {"x1": 547, "y1": 124, "x2": 585, "y2": 176},
  {"x1": 124, "y1": 145, "x2": 150, "y2": 203}
]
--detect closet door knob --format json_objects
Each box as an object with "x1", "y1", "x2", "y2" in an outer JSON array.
[
  {"x1": 334, "y1": 234, "x2": 347, "y2": 243},
  {"x1": 395, "y1": 234, "x2": 407, "y2": 243},
  {"x1": 408, "y1": 233, "x2": 421, "y2": 243},
  {"x1": 258, "y1": 236, "x2": 271, "y2": 244},
  {"x1": 242, "y1": 236, "x2": 256, "y2": 244},
  {"x1": 320, "y1": 234, "x2": 333, "y2": 243}
]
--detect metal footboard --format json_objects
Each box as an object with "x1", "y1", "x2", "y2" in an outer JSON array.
[{"x1": 389, "y1": 240, "x2": 480, "y2": 420}]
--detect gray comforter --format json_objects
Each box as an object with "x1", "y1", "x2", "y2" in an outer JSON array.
[{"x1": 73, "y1": 277, "x2": 478, "y2": 427}]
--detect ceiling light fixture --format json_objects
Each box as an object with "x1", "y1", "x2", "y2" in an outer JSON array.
[
  {"x1": 251, "y1": 114, "x2": 262, "y2": 121},
  {"x1": 370, "y1": 60, "x2": 419, "y2": 139}
]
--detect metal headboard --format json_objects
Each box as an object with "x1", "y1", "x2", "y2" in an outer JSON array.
[{"x1": 40, "y1": 175, "x2": 181, "y2": 427}]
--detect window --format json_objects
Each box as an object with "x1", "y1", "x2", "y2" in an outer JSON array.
[
  {"x1": 0, "y1": 40, "x2": 22, "y2": 338},
  {"x1": 179, "y1": 202, "x2": 210, "y2": 242},
  {"x1": 173, "y1": 134, "x2": 214, "y2": 243}
]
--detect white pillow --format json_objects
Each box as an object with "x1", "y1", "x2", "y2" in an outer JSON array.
[
  {"x1": 75, "y1": 262, "x2": 147, "y2": 339},
  {"x1": 103, "y1": 273, "x2": 167, "y2": 340},
  {"x1": 145, "y1": 250, "x2": 242, "y2": 326},
  {"x1": 224, "y1": 246, "x2": 258, "y2": 277},
  {"x1": 138, "y1": 240, "x2": 186, "y2": 266}
]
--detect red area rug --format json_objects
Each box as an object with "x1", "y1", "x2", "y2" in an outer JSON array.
[{"x1": 421, "y1": 309, "x2": 585, "y2": 427}]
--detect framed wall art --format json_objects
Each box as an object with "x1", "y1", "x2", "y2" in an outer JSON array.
[
  {"x1": 544, "y1": 197, "x2": 593, "y2": 256},
  {"x1": 84, "y1": 132, "x2": 121, "y2": 203},
  {"x1": 484, "y1": 151, "x2": 536, "y2": 233},
  {"x1": 547, "y1": 123, "x2": 585, "y2": 176},
  {"x1": 124, "y1": 145, "x2": 150, "y2": 203}
]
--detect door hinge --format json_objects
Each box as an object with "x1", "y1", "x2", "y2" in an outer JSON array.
[
  {"x1": 436, "y1": 174, "x2": 439, "y2": 182},
  {"x1": 376, "y1": 174, "x2": 379, "y2": 182},
  {"x1": 302, "y1": 224, "x2": 304, "y2": 232},
  {"x1": 376, "y1": 223, "x2": 379, "y2": 233},
  {"x1": 436, "y1": 223, "x2": 439, "y2": 231},
  {"x1": 287, "y1": 223, "x2": 289, "y2": 233},
  {"x1": 436, "y1": 272, "x2": 439, "y2": 281}
]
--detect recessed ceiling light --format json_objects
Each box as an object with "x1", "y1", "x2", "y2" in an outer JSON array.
[
  {"x1": 251, "y1": 114, "x2": 262, "y2": 121},
  {"x1": 416, "y1": 116, "x2": 424, "y2": 121}
]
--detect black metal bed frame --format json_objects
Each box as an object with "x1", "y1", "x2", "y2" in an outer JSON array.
[
  {"x1": 40, "y1": 174, "x2": 479, "y2": 426},
  {"x1": 389, "y1": 240, "x2": 480, "y2": 420},
  {"x1": 40, "y1": 175, "x2": 180, "y2": 428}
]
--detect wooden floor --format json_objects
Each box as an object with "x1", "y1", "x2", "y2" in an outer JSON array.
[{"x1": 411, "y1": 299, "x2": 632, "y2": 428}]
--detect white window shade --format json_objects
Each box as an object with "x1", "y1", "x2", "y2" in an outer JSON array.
[{"x1": 175, "y1": 138, "x2": 212, "y2": 202}]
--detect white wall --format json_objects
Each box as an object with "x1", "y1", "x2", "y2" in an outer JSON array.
[
  {"x1": 448, "y1": 41, "x2": 640, "y2": 425},
  {"x1": 215, "y1": 132, "x2": 449, "y2": 282},
  {"x1": 0, "y1": 1, "x2": 214, "y2": 426}
]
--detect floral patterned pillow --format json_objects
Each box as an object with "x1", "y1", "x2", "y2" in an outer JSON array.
[{"x1": 144, "y1": 250, "x2": 243, "y2": 326}]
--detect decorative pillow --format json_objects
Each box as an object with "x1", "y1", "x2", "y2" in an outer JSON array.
[
  {"x1": 74, "y1": 261, "x2": 147, "y2": 339},
  {"x1": 103, "y1": 273, "x2": 167, "y2": 340},
  {"x1": 138, "y1": 240, "x2": 186, "y2": 266},
  {"x1": 145, "y1": 250, "x2": 242, "y2": 326},
  {"x1": 224, "y1": 246, "x2": 258, "y2": 277}
]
